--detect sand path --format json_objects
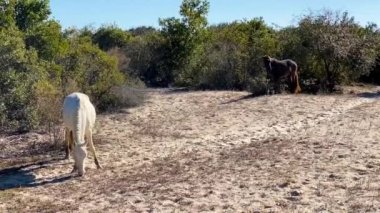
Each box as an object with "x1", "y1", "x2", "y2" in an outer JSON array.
[{"x1": 1, "y1": 88, "x2": 380, "y2": 212}]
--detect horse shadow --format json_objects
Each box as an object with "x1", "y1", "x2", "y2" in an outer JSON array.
[
  {"x1": 0, "y1": 158, "x2": 73, "y2": 190},
  {"x1": 357, "y1": 91, "x2": 380, "y2": 99},
  {"x1": 163, "y1": 87, "x2": 191, "y2": 94},
  {"x1": 220, "y1": 91, "x2": 272, "y2": 105}
]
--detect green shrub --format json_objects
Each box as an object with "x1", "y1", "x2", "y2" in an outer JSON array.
[
  {"x1": 58, "y1": 37, "x2": 125, "y2": 111},
  {"x1": 99, "y1": 78, "x2": 147, "y2": 111},
  {"x1": 247, "y1": 76, "x2": 268, "y2": 96},
  {"x1": 0, "y1": 27, "x2": 48, "y2": 132}
]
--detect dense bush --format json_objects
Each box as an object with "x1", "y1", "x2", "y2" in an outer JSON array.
[
  {"x1": 58, "y1": 36, "x2": 125, "y2": 109},
  {"x1": 195, "y1": 19, "x2": 279, "y2": 90},
  {"x1": 92, "y1": 25, "x2": 132, "y2": 51},
  {"x1": 122, "y1": 31, "x2": 166, "y2": 86},
  {"x1": 0, "y1": 0, "x2": 130, "y2": 132},
  {"x1": 0, "y1": 27, "x2": 48, "y2": 131},
  {"x1": 279, "y1": 11, "x2": 378, "y2": 92}
]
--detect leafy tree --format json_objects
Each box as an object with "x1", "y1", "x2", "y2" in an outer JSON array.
[
  {"x1": 159, "y1": 0, "x2": 209, "y2": 86},
  {"x1": 14, "y1": 0, "x2": 51, "y2": 31},
  {"x1": 57, "y1": 36, "x2": 125, "y2": 111},
  {"x1": 62, "y1": 26, "x2": 95, "y2": 39},
  {"x1": 123, "y1": 31, "x2": 165, "y2": 86},
  {"x1": 128, "y1": 26, "x2": 157, "y2": 36},
  {"x1": 0, "y1": 0, "x2": 16, "y2": 27},
  {"x1": 194, "y1": 19, "x2": 279, "y2": 90},
  {"x1": 359, "y1": 24, "x2": 380, "y2": 84},
  {"x1": 0, "y1": 0, "x2": 136, "y2": 132},
  {"x1": 296, "y1": 10, "x2": 377, "y2": 91},
  {"x1": 92, "y1": 25, "x2": 132, "y2": 51},
  {"x1": 25, "y1": 20, "x2": 68, "y2": 61},
  {"x1": 0, "y1": 27, "x2": 50, "y2": 131}
]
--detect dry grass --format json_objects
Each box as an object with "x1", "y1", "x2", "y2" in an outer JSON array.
[{"x1": 2, "y1": 87, "x2": 380, "y2": 212}]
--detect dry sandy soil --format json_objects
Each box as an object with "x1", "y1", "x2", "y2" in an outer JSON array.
[{"x1": 2, "y1": 86, "x2": 380, "y2": 212}]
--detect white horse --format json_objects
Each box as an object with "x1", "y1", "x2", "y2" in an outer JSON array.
[{"x1": 63, "y1": 92, "x2": 101, "y2": 176}]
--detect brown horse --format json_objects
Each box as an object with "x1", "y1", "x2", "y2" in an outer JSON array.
[{"x1": 262, "y1": 55, "x2": 301, "y2": 94}]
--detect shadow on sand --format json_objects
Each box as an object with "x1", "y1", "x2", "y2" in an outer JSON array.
[
  {"x1": 356, "y1": 91, "x2": 380, "y2": 99},
  {"x1": 0, "y1": 158, "x2": 73, "y2": 190},
  {"x1": 163, "y1": 87, "x2": 191, "y2": 94},
  {"x1": 221, "y1": 93, "x2": 264, "y2": 105}
]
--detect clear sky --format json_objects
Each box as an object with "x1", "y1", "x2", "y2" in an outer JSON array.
[{"x1": 50, "y1": 0, "x2": 380, "y2": 30}]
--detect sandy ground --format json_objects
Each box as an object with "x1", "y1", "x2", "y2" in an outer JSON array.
[{"x1": 2, "y1": 86, "x2": 380, "y2": 212}]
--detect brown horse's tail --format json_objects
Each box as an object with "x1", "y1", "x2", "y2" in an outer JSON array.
[{"x1": 293, "y1": 67, "x2": 301, "y2": 94}]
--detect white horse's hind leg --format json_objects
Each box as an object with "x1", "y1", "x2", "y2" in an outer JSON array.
[
  {"x1": 64, "y1": 128, "x2": 71, "y2": 159},
  {"x1": 86, "y1": 129, "x2": 102, "y2": 169}
]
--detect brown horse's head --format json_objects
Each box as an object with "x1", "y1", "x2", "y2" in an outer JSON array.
[
  {"x1": 262, "y1": 55, "x2": 272, "y2": 77},
  {"x1": 262, "y1": 55, "x2": 271, "y2": 62}
]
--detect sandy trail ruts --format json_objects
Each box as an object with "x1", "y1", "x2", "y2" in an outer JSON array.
[{"x1": 2, "y1": 88, "x2": 380, "y2": 212}]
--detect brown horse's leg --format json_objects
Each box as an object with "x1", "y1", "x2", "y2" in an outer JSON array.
[
  {"x1": 289, "y1": 73, "x2": 295, "y2": 93},
  {"x1": 287, "y1": 66, "x2": 296, "y2": 94},
  {"x1": 294, "y1": 72, "x2": 301, "y2": 94},
  {"x1": 289, "y1": 66, "x2": 301, "y2": 94}
]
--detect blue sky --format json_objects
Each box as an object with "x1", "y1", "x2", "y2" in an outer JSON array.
[{"x1": 50, "y1": 0, "x2": 380, "y2": 30}]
